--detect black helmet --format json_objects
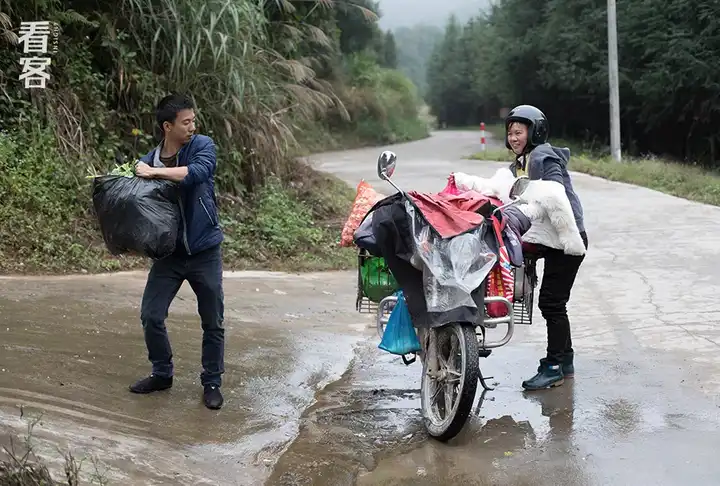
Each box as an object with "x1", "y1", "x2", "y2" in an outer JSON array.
[{"x1": 505, "y1": 104, "x2": 549, "y2": 152}]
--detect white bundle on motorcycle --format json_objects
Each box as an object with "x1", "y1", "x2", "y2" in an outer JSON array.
[{"x1": 453, "y1": 168, "x2": 586, "y2": 256}]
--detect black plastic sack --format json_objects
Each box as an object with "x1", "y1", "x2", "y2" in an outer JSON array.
[{"x1": 92, "y1": 175, "x2": 181, "y2": 260}]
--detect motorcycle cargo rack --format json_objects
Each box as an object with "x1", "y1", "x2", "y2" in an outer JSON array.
[{"x1": 511, "y1": 256, "x2": 537, "y2": 325}]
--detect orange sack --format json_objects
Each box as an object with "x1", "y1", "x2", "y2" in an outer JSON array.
[{"x1": 340, "y1": 180, "x2": 384, "y2": 247}]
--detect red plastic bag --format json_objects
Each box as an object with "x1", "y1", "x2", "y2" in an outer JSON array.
[
  {"x1": 340, "y1": 180, "x2": 384, "y2": 247},
  {"x1": 440, "y1": 173, "x2": 462, "y2": 196},
  {"x1": 486, "y1": 215, "x2": 514, "y2": 317}
]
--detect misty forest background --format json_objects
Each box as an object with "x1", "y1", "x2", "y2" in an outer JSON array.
[
  {"x1": 1, "y1": 0, "x2": 718, "y2": 275},
  {"x1": 417, "y1": 0, "x2": 720, "y2": 165}
]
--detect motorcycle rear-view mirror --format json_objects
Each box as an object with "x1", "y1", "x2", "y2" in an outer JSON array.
[
  {"x1": 377, "y1": 150, "x2": 397, "y2": 181},
  {"x1": 492, "y1": 176, "x2": 531, "y2": 217},
  {"x1": 509, "y1": 175, "x2": 530, "y2": 200},
  {"x1": 376, "y1": 150, "x2": 404, "y2": 195}
]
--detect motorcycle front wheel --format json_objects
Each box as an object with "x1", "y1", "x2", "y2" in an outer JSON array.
[{"x1": 420, "y1": 323, "x2": 479, "y2": 442}]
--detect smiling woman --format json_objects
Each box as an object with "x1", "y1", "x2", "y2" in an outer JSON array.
[
  {"x1": 498, "y1": 104, "x2": 590, "y2": 391},
  {"x1": 507, "y1": 122, "x2": 528, "y2": 157}
]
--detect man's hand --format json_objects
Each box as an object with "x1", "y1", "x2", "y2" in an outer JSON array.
[
  {"x1": 135, "y1": 160, "x2": 188, "y2": 182},
  {"x1": 135, "y1": 162, "x2": 156, "y2": 179}
]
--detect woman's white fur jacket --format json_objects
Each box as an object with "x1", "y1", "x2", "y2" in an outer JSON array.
[{"x1": 452, "y1": 168, "x2": 586, "y2": 256}]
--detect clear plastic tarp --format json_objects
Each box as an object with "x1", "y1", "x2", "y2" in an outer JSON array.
[{"x1": 404, "y1": 200, "x2": 497, "y2": 313}]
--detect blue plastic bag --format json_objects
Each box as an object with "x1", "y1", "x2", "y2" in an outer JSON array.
[{"x1": 378, "y1": 291, "x2": 421, "y2": 357}]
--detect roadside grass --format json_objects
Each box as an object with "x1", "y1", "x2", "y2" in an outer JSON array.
[
  {"x1": 1, "y1": 412, "x2": 110, "y2": 485},
  {"x1": 435, "y1": 125, "x2": 482, "y2": 131},
  {"x1": 435, "y1": 122, "x2": 506, "y2": 135},
  {"x1": 468, "y1": 147, "x2": 515, "y2": 163},
  {"x1": 467, "y1": 126, "x2": 720, "y2": 207},
  {"x1": 565, "y1": 155, "x2": 720, "y2": 206},
  {"x1": 480, "y1": 122, "x2": 507, "y2": 140},
  {"x1": 0, "y1": 128, "x2": 363, "y2": 275},
  {"x1": 220, "y1": 160, "x2": 358, "y2": 273}
]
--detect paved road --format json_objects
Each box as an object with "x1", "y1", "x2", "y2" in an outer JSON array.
[
  {"x1": 2, "y1": 130, "x2": 720, "y2": 485},
  {"x1": 267, "y1": 130, "x2": 720, "y2": 485},
  {"x1": 0, "y1": 271, "x2": 370, "y2": 485}
]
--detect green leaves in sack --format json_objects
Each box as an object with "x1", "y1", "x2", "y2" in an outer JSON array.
[
  {"x1": 86, "y1": 160, "x2": 138, "y2": 179},
  {"x1": 109, "y1": 162, "x2": 136, "y2": 177}
]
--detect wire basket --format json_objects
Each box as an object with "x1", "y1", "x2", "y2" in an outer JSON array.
[
  {"x1": 356, "y1": 249, "x2": 400, "y2": 314},
  {"x1": 511, "y1": 256, "x2": 537, "y2": 325}
]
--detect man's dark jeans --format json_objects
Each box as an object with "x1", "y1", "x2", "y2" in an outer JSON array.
[
  {"x1": 532, "y1": 232, "x2": 588, "y2": 364},
  {"x1": 140, "y1": 244, "x2": 224, "y2": 387}
]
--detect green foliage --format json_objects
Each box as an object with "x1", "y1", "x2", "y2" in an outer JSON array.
[
  {"x1": 295, "y1": 49, "x2": 429, "y2": 150},
  {"x1": 379, "y1": 31, "x2": 397, "y2": 68},
  {"x1": 0, "y1": 125, "x2": 357, "y2": 274},
  {"x1": 393, "y1": 24, "x2": 444, "y2": 96},
  {"x1": 426, "y1": 0, "x2": 720, "y2": 165},
  {"x1": 118, "y1": 0, "x2": 341, "y2": 194},
  {"x1": 0, "y1": 0, "x2": 425, "y2": 273},
  {"x1": 426, "y1": 15, "x2": 480, "y2": 126},
  {"x1": 0, "y1": 127, "x2": 127, "y2": 273},
  {"x1": 255, "y1": 177, "x2": 325, "y2": 253},
  {"x1": 326, "y1": 52, "x2": 429, "y2": 145},
  {"x1": 335, "y1": 0, "x2": 382, "y2": 55},
  {"x1": 220, "y1": 171, "x2": 356, "y2": 271}
]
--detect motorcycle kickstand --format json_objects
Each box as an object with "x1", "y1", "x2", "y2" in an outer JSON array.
[
  {"x1": 476, "y1": 327, "x2": 495, "y2": 391},
  {"x1": 474, "y1": 388, "x2": 490, "y2": 415},
  {"x1": 478, "y1": 366, "x2": 495, "y2": 392}
]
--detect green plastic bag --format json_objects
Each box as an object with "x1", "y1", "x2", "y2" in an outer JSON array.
[{"x1": 361, "y1": 256, "x2": 399, "y2": 303}]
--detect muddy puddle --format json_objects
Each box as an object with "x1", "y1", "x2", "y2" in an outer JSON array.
[
  {"x1": 0, "y1": 271, "x2": 369, "y2": 485},
  {"x1": 269, "y1": 338, "x2": 720, "y2": 486}
]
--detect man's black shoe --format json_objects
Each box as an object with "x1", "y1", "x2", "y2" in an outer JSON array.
[
  {"x1": 203, "y1": 384, "x2": 224, "y2": 410},
  {"x1": 129, "y1": 374, "x2": 173, "y2": 394}
]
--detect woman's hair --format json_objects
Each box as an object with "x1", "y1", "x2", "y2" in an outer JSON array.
[{"x1": 507, "y1": 121, "x2": 529, "y2": 131}]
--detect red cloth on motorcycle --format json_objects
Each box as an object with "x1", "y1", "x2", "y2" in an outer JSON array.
[{"x1": 407, "y1": 190, "x2": 503, "y2": 239}]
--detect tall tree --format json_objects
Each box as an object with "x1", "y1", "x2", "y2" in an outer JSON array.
[
  {"x1": 380, "y1": 31, "x2": 397, "y2": 68},
  {"x1": 424, "y1": 0, "x2": 720, "y2": 164}
]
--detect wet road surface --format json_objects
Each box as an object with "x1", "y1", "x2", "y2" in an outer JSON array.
[
  {"x1": 0, "y1": 271, "x2": 370, "y2": 484},
  {"x1": 3, "y1": 130, "x2": 720, "y2": 485},
  {"x1": 272, "y1": 131, "x2": 720, "y2": 485}
]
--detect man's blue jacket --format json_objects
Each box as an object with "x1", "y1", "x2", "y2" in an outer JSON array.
[{"x1": 139, "y1": 134, "x2": 223, "y2": 255}]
